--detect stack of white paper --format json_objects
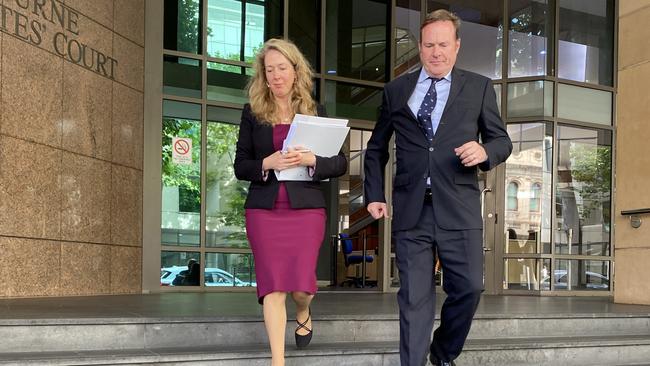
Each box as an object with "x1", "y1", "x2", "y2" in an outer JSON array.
[{"x1": 275, "y1": 114, "x2": 350, "y2": 181}]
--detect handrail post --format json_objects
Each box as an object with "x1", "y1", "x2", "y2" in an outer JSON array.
[{"x1": 361, "y1": 232, "x2": 368, "y2": 288}]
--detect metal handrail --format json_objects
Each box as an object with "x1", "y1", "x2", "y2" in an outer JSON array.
[{"x1": 621, "y1": 208, "x2": 650, "y2": 228}]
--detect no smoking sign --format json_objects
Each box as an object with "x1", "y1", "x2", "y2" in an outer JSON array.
[{"x1": 172, "y1": 137, "x2": 192, "y2": 165}]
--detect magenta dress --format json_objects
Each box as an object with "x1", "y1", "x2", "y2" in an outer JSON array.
[{"x1": 245, "y1": 124, "x2": 326, "y2": 304}]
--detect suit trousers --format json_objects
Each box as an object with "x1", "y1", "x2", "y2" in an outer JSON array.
[{"x1": 393, "y1": 199, "x2": 484, "y2": 366}]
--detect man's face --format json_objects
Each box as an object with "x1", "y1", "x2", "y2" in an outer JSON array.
[{"x1": 419, "y1": 20, "x2": 460, "y2": 78}]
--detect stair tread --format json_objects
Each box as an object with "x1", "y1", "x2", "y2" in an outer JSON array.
[{"x1": 2, "y1": 335, "x2": 650, "y2": 364}]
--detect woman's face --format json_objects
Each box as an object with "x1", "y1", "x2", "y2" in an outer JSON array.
[{"x1": 264, "y1": 49, "x2": 296, "y2": 99}]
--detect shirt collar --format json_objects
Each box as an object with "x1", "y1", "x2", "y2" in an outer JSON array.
[{"x1": 417, "y1": 67, "x2": 452, "y2": 84}]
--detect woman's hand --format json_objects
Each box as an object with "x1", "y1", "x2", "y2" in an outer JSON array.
[
  {"x1": 287, "y1": 146, "x2": 316, "y2": 167},
  {"x1": 262, "y1": 150, "x2": 302, "y2": 171}
]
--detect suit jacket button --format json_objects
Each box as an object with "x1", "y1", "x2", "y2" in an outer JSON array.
[{"x1": 429, "y1": 147, "x2": 434, "y2": 152}]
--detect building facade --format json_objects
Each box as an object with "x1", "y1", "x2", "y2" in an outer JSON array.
[{"x1": 3, "y1": 0, "x2": 649, "y2": 305}]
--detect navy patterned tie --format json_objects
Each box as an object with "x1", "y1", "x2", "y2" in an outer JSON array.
[{"x1": 416, "y1": 77, "x2": 440, "y2": 142}]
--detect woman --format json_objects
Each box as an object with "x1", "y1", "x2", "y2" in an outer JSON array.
[{"x1": 234, "y1": 38, "x2": 347, "y2": 365}]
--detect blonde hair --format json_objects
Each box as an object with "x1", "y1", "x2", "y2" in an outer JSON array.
[
  {"x1": 248, "y1": 38, "x2": 317, "y2": 125},
  {"x1": 421, "y1": 9, "x2": 461, "y2": 40}
]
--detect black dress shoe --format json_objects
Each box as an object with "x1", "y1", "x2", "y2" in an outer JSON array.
[
  {"x1": 295, "y1": 308, "x2": 312, "y2": 349},
  {"x1": 429, "y1": 353, "x2": 456, "y2": 366}
]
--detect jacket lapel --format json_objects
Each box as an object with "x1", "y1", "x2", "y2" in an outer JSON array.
[{"x1": 441, "y1": 68, "x2": 465, "y2": 117}]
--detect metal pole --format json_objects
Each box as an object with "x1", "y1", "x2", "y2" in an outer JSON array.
[{"x1": 362, "y1": 232, "x2": 367, "y2": 288}]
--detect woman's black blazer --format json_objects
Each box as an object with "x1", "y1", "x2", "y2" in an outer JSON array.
[{"x1": 234, "y1": 104, "x2": 347, "y2": 209}]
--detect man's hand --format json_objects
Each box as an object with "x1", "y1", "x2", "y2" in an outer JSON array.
[
  {"x1": 454, "y1": 141, "x2": 487, "y2": 167},
  {"x1": 367, "y1": 202, "x2": 389, "y2": 219}
]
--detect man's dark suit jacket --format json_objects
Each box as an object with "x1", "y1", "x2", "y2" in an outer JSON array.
[
  {"x1": 234, "y1": 104, "x2": 347, "y2": 209},
  {"x1": 364, "y1": 67, "x2": 512, "y2": 232}
]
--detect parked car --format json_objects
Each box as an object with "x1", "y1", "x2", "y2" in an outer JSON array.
[
  {"x1": 160, "y1": 266, "x2": 255, "y2": 287},
  {"x1": 541, "y1": 270, "x2": 609, "y2": 290}
]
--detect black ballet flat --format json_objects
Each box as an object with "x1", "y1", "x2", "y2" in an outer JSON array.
[{"x1": 295, "y1": 308, "x2": 313, "y2": 349}]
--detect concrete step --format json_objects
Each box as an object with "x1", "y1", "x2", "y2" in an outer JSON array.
[
  {"x1": 1, "y1": 335, "x2": 650, "y2": 366},
  {"x1": 1, "y1": 313, "x2": 649, "y2": 354}
]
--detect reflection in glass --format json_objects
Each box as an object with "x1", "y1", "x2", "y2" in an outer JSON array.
[
  {"x1": 507, "y1": 81, "x2": 553, "y2": 118},
  {"x1": 163, "y1": 0, "x2": 202, "y2": 54},
  {"x1": 289, "y1": 0, "x2": 320, "y2": 70},
  {"x1": 161, "y1": 251, "x2": 201, "y2": 286},
  {"x1": 339, "y1": 129, "x2": 373, "y2": 232},
  {"x1": 558, "y1": 0, "x2": 614, "y2": 86},
  {"x1": 494, "y1": 84, "x2": 502, "y2": 116},
  {"x1": 325, "y1": 0, "x2": 388, "y2": 81},
  {"x1": 508, "y1": 0, "x2": 551, "y2": 77},
  {"x1": 394, "y1": 0, "x2": 421, "y2": 76},
  {"x1": 503, "y1": 258, "x2": 540, "y2": 290},
  {"x1": 555, "y1": 126, "x2": 611, "y2": 256},
  {"x1": 207, "y1": 0, "x2": 283, "y2": 62},
  {"x1": 206, "y1": 119, "x2": 249, "y2": 248},
  {"x1": 161, "y1": 101, "x2": 202, "y2": 247},
  {"x1": 324, "y1": 81, "x2": 382, "y2": 121},
  {"x1": 554, "y1": 259, "x2": 610, "y2": 291},
  {"x1": 207, "y1": 62, "x2": 251, "y2": 104},
  {"x1": 504, "y1": 123, "x2": 552, "y2": 254},
  {"x1": 163, "y1": 56, "x2": 202, "y2": 98},
  {"x1": 205, "y1": 253, "x2": 256, "y2": 287},
  {"x1": 557, "y1": 84, "x2": 612, "y2": 125},
  {"x1": 427, "y1": 1, "x2": 503, "y2": 79}
]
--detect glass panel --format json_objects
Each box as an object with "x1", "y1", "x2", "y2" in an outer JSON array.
[
  {"x1": 205, "y1": 253, "x2": 256, "y2": 287},
  {"x1": 557, "y1": 84, "x2": 612, "y2": 125},
  {"x1": 539, "y1": 258, "x2": 551, "y2": 290},
  {"x1": 164, "y1": 0, "x2": 202, "y2": 54},
  {"x1": 339, "y1": 129, "x2": 373, "y2": 232},
  {"x1": 325, "y1": 0, "x2": 388, "y2": 82},
  {"x1": 503, "y1": 258, "x2": 541, "y2": 290},
  {"x1": 207, "y1": 0, "x2": 283, "y2": 62},
  {"x1": 508, "y1": 0, "x2": 552, "y2": 77},
  {"x1": 494, "y1": 84, "x2": 502, "y2": 116},
  {"x1": 162, "y1": 101, "x2": 202, "y2": 247},
  {"x1": 555, "y1": 126, "x2": 612, "y2": 256},
  {"x1": 558, "y1": 0, "x2": 614, "y2": 86},
  {"x1": 505, "y1": 123, "x2": 553, "y2": 254},
  {"x1": 427, "y1": 1, "x2": 503, "y2": 79},
  {"x1": 206, "y1": 119, "x2": 249, "y2": 248},
  {"x1": 207, "y1": 0, "x2": 242, "y2": 60},
  {"x1": 163, "y1": 56, "x2": 202, "y2": 98},
  {"x1": 554, "y1": 259, "x2": 610, "y2": 291},
  {"x1": 161, "y1": 251, "x2": 201, "y2": 286},
  {"x1": 289, "y1": 0, "x2": 320, "y2": 70},
  {"x1": 507, "y1": 81, "x2": 553, "y2": 118},
  {"x1": 394, "y1": 0, "x2": 421, "y2": 76},
  {"x1": 207, "y1": 62, "x2": 251, "y2": 104},
  {"x1": 324, "y1": 81, "x2": 382, "y2": 121}
]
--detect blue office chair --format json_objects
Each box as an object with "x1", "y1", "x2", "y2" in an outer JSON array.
[{"x1": 339, "y1": 233, "x2": 375, "y2": 287}]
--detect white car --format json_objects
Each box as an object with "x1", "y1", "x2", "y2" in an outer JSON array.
[{"x1": 160, "y1": 266, "x2": 255, "y2": 287}]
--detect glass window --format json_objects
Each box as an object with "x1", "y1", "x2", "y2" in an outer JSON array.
[
  {"x1": 558, "y1": 0, "x2": 614, "y2": 86},
  {"x1": 164, "y1": 0, "x2": 202, "y2": 54},
  {"x1": 161, "y1": 251, "x2": 201, "y2": 286},
  {"x1": 289, "y1": 0, "x2": 321, "y2": 70},
  {"x1": 161, "y1": 101, "x2": 202, "y2": 247},
  {"x1": 505, "y1": 123, "x2": 553, "y2": 254},
  {"x1": 555, "y1": 126, "x2": 611, "y2": 256},
  {"x1": 206, "y1": 110, "x2": 249, "y2": 248},
  {"x1": 207, "y1": 62, "x2": 251, "y2": 104},
  {"x1": 507, "y1": 182, "x2": 519, "y2": 211},
  {"x1": 557, "y1": 84, "x2": 612, "y2": 125},
  {"x1": 503, "y1": 258, "x2": 543, "y2": 290},
  {"x1": 163, "y1": 56, "x2": 202, "y2": 98},
  {"x1": 507, "y1": 80, "x2": 553, "y2": 118},
  {"x1": 324, "y1": 81, "x2": 382, "y2": 121},
  {"x1": 207, "y1": 0, "x2": 283, "y2": 62},
  {"x1": 494, "y1": 83, "x2": 502, "y2": 116},
  {"x1": 554, "y1": 259, "x2": 610, "y2": 291},
  {"x1": 529, "y1": 182, "x2": 541, "y2": 212},
  {"x1": 325, "y1": 0, "x2": 389, "y2": 82},
  {"x1": 205, "y1": 253, "x2": 256, "y2": 287},
  {"x1": 427, "y1": 1, "x2": 503, "y2": 79},
  {"x1": 508, "y1": 0, "x2": 552, "y2": 77},
  {"x1": 394, "y1": 0, "x2": 421, "y2": 76}
]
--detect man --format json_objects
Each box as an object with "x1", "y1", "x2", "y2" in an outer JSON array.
[{"x1": 363, "y1": 9, "x2": 512, "y2": 366}]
